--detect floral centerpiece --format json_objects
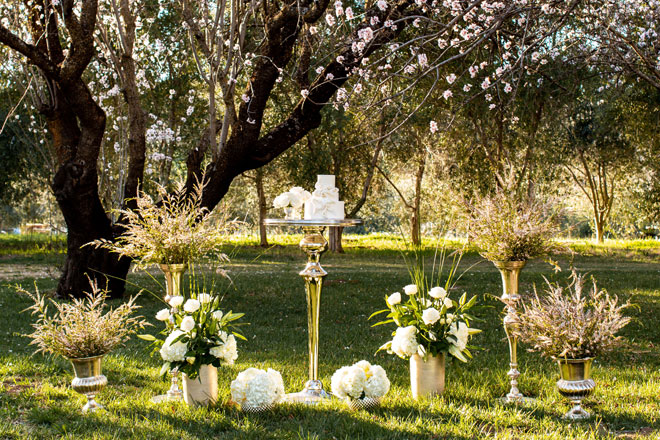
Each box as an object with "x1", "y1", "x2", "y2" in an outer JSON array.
[
  {"x1": 331, "y1": 360, "x2": 390, "y2": 410},
  {"x1": 371, "y1": 245, "x2": 480, "y2": 398},
  {"x1": 273, "y1": 187, "x2": 310, "y2": 219},
  {"x1": 230, "y1": 368, "x2": 286, "y2": 412},
  {"x1": 20, "y1": 279, "x2": 147, "y2": 412},
  {"x1": 142, "y1": 291, "x2": 244, "y2": 405},
  {"x1": 516, "y1": 271, "x2": 630, "y2": 419}
]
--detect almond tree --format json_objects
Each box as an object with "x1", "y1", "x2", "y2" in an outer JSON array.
[{"x1": 0, "y1": 0, "x2": 578, "y2": 297}]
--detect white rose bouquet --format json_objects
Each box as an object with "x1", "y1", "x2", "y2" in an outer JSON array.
[
  {"x1": 230, "y1": 368, "x2": 285, "y2": 409},
  {"x1": 331, "y1": 360, "x2": 390, "y2": 401},
  {"x1": 141, "y1": 291, "x2": 245, "y2": 378},
  {"x1": 371, "y1": 244, "x2": 481, "y2": 362}
]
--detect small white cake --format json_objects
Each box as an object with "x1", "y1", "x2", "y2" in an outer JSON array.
[{"x1": 304, "y1": 175, "x2": 345, "y2": 220}]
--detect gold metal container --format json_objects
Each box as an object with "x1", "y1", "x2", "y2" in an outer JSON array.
[
  {"x1": 410, "y1": 353, "x2": 445, "y2": 399},
  {"x1": 556, "y1": 358, "x2": 596, "y2": 420},
  {"x1": 182, "y1": 364, "x2": 218, "y2": 406},
  {"x1": 70, "y1": 355, "x2": 108, "y2": 413}
]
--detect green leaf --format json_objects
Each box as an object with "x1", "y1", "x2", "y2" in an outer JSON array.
[
  {"x1": 159, "y1": 362, "x2": 171, "y2": 377},
  {"x1": 448, "y1": 344, "x2": 468, "y2": 362},
  {"x1": 371, "y1": 319, "x2": 394, "y2": 327},
  {"x1": 459, "y1": 292, "x2": 467, "y2": 306},
  {"x1": 137, "y1": 334, "x2": 156, "y2": 341},
  {"x1": 368, "y1": 309, "x2": 390, "y2": 320},
  {"x1": 232, "y1": 331, "x2": 247, "y2": 341}
]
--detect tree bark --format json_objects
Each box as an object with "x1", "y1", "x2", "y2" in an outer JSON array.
[
  {"x1": 328, "y1": 226, "x2": 344, "y2": 253},
  {"x1": 255, "y1": 168, "x2": 269, "y2": 247},
  {"x1": 594, "y1": 217, "x2": 605, "y2": 243},
  {"x1": 410, "y1": 153, "x2": 426, "y2": 245}
]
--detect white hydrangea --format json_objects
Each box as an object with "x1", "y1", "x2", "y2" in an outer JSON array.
[
  {"x1": 230, "y1": 368, "x2": 285, "y2": 407},
  {"x1": 331, "y1": 361, "x2": 390, "y2": 400},
  {"x1": 364, "y1": 365, "x2": 390, "y2": 398},
  {"x1": 390, "y1": 325, "x2": 419, "y2": 358},
  {"x1": 331, "y1": 366, "x2": 366, "y2": 399},
  {"x1": 210, "y1": 333, "x2": 238, "y2": 364},
  {"x1": 160, "y1": 330, "x2": 188, "y2": 362}
]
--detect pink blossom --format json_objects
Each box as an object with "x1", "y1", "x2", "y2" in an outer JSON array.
[
  {"x1": 443, "y1": 90, "x2": 453, "y2": 100},
  {"x1": 429, "y1": 120, "x2": 438, "y2": 133},
  {"x1": 326, "y1": 14, "x2": 336, "y2": 26},
  {"x1": 345, "y1": 7, "x2": 354, "y2": 19},
  {"x1": 377, "y1": 0, "x2": 388, "y2": 10},
  {"x1": 446, "y1": 73, "x2": 456, "y2": 84},
  {"x1": 301, "y1": 89, "x2": 309, "y2": 98}
]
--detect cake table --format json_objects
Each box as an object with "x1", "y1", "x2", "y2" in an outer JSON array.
[{"x1": 263, "y1": 218, "x2": 363, "y2": 403}]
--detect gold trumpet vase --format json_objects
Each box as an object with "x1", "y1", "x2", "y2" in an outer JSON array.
[
  {"x1": 70, "y1": 355, "x2": 107, "y2": 413},
  {"x1": 493, "y1": 260, "x2": 535, "y2": 404},
  {"x1": 556, "y1": 358, "x2": 595, "y2": 420},
  {"x1": 152, "y1": 263, "x2": 187, "y2": 404}
]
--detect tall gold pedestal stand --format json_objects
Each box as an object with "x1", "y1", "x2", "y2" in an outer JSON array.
[{"x1": 264, "y1": 219, "x2": 362, "y2": 404}]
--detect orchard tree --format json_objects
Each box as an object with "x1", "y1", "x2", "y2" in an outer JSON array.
[{"x1": 0, "y1": 0, "x2": 579, "y2": 297}]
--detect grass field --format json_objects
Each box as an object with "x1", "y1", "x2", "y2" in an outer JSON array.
[{"x1": 0, "y1": 234, "x2": 659, "y2": 439}]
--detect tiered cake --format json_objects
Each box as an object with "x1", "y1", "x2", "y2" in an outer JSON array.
[{"x1": 303, "y1": 175, "x2": 345, "y2": 220}]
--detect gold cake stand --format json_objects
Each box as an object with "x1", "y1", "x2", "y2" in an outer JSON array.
[{"x1": 264, "y1": 218, "x2": 363, "y2": 403}]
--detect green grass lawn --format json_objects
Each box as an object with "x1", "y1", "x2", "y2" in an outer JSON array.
[{"x1": 1, "y1": 235, "x2": 659, "y2": 439}]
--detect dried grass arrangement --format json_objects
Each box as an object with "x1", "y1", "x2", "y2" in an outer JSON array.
[
  {"x1": 517, "y1": 271, "x2": 631, "y2": 359},
  {"x1": 89, "y1": 179, "x2": 238, "y2": 268},
  {"x1": 466, "y1": 188, "x2": 560, "y2": 262},
  {"x1": 20, "y1": 279, "x2": 147, "y2": 359}
]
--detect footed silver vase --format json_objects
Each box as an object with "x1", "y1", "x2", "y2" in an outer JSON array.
[
  {"x1": 556, "y1": 358, "x2": 595, "y2": 420},
  {"x1": 70, "y1": 355, "x2": 107, "y2": 413}
]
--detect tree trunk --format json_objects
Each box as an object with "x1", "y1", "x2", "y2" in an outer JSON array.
[
  {"x1": 410, "y1": 154, "x2": 426, "y2": 245},
  {"x1": 594, "y1": 216, "x2": 605, "y2": 243},
  {"x1": 53, "y1": 161, "x2": 130, "y2": 299},
  {"x1": 328, "y1": 226, "x2": 344, "y2": 253},
  {"x1": 255, "y1": 168, "x2": 269, "y2": 247}
]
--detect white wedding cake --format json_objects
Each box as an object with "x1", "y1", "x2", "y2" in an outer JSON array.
[{"x1": 304, "y1": 175, "x2": 345, "y2": 220}]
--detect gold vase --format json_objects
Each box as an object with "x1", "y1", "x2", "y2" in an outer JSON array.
[
  {"x1": 159, "y1": 263, "x2": 187, "y2": 303},
  {"x1": 493, "y1": 260, "x2": 533, "y2": 404},
  {"x1": 556, "y1": 358, "x2": 595, "y2": 420},
  {"x1": 182, "y1": 364, "x2": 218, "y2": 406},
  {"x1": 152, "y1": 263, "x2": 188, "y2": 404},
  {"x1": 70, "y1": 355, "x2": 107, "y2": 413},
  {"x1": 410, "y1": 353, "x2": 445, "y2": 399}
]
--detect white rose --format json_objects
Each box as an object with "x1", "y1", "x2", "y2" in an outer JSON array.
[
  {"x1": 180, "y1": 315, "x2": 195, "y2": 332},
  {"x1": 443, "y1": 297, "x2": 454, "y2": 309},
  {"x1": 387, "y1": 292, "x2": 401, "y2": 305},
  {"x1": 429, "y1": 286, "x2": 447, "y2": 299},
  {"x1": 422, "y1": 307, "x2": 441, "y2": 325},
  {"x1": 156, "y1": 309, "x2": 170, "y2": 321},
  {"x1": 184, "y1": 299, "x2": 200, "y2": 313},
  {"x1": 197, "y1": 293, "x2": 212, "y2": 304},
  {"x1": 159, "y1": 330, "x2": 188, "y2": 362},
  {"x1": 210, "y1": 345, "x2": 224, "y2": 358},
  {"x1": 168, "y1": 296, "x2": 184, "y2": 307},
  {"x1": 403, "y1": 284, "x2": 418, "y2": 295},
  {"x1": 212, "y1": 310, "x2": 224, "y2": 321}
]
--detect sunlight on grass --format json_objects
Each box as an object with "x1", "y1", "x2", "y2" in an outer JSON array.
[{"x1": 0, "y1": 235, "x2": 659, "y2": 438}]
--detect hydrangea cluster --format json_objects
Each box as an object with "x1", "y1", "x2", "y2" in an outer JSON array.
[
  {"x1": 331, "y1": 360, "x2": 390, "y2": 400},
  {"x1": 230, "y1": 368, "x2": 285, "y2": 408}
]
